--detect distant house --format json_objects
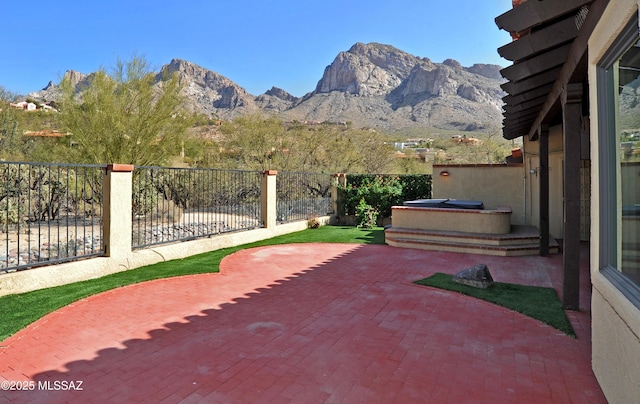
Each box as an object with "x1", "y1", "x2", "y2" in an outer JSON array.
[
  {"x1": 451, "y1": 135, "x2": 482, "y2": 145},
  {"x1": 8, "y1": 100, "x2": 58, "y2": 112},
  {"x1": 40, "y1": 104, "x2": 57, "y2": 112},
  {"x1": 10, "y1": 101, "x2": 37, "y2": 111}
]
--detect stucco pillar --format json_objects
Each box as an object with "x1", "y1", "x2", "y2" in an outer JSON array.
[
  {"x1": 103, "y1": 164, "x2": 134, "y2": 258},
  {"x1": 261, "y1": 170, "x2": 277, "y2": 229}
]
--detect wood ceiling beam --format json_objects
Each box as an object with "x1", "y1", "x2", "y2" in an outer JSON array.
[
  {"x1": 498, "y1": 17, "x2": 580, "y2": 61},
  {"x1": 503, "y1": 84, "x2": 554, "y2": 105},
  {"x1": 504, "y1": 115, "x2": 537, "y2": 127},
  {"x1": 526, "y1": 0, "x2": 609, "y2": 140},
  {"x1": 495, "y1": 0, "x2": 592, "y2": 33},
  {"x1": 503, "y1": 110, "x2": 541, "y2": 125},
  {"x1": 501, "y1": 43, "x2": 572, "y2": 81},
  {"x1": 501, "y1": 67, "x2": 562, "y2": 96},
  {"x1": 504, "y1": 95, "x2": 547, "y2": 114}
]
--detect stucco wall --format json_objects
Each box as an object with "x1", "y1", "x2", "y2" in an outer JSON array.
[
  {"x1": 432, "y1": 164, "x2": 525, "y2": 225},
  {"x1": 591, "y1": 275, "x2": 640, "y2": 403},
  {"x1": 589, "y1": 1, "x2": 640, "y2": 402},
  {"x1": 522, "y1": 126, "x2": 566, "y2": 239}
]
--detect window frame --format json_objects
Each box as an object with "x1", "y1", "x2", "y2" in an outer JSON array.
[{"x1": 597, "y1": 13, "x2": 640, "y2": 309}]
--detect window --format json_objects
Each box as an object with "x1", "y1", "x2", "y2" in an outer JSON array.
[{"x1": 598, "y1": 13, "x2": 640, "y2": 305}]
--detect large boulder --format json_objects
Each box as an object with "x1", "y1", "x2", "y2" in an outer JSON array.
[{"x1": 453, "y1": 264, "x2": 494, "y2": 289}]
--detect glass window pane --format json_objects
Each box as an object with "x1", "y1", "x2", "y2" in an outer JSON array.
[{"x1": 619, "y1": 39, "x2": 640, "y2": 285}]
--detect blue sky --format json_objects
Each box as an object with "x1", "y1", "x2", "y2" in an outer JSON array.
[{"x1": 2, "y1": 0, "x2": 513, "y2": 97}]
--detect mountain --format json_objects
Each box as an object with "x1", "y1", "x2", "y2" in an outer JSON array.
[
  {"x1": 30, "y1": 43, "x2": 506, "y2": 132},
  {"x1": 158, "y1": 59, "x2": 261, "y2": 118},
  {"x1": 282, "y1": 43, "x2": 505, "y2": 131}
]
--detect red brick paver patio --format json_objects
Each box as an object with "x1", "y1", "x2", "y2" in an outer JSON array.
[{"x1": 0, "y1": 243, "x2": 605, "y2": 403}]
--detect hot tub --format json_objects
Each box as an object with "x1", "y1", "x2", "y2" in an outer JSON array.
[
  {"x1": 392, "y1": 200, "x2": 511, "y2": 234},
  {"x1": 403, "y1": 199, "x2": 484, "y2": 210}
]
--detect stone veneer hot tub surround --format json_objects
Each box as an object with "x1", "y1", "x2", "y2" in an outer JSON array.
[{"x1": 391, "y1": 204, "x2": 512, "y2": 235}]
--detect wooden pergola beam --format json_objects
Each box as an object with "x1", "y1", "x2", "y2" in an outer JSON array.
[
  {"x1": 501, "y1": 67, "x2": 561, "y2": 97},
  {"x1": 498, "y1": 17, "x2": 580, "y2": 61},
  {"x1": 526, "y1": 0, "x2": 610, "y2": 140},
  {"x1": 501, "y1": 43, "x2": 572, "y2": 81},
  {"x1": 503, "y1": 84, "x2": 554, "y2": 106},
  {"x1": 539, "y1": 125, "x2": 550, "y2": 257},
  {"x1": 495, "y1": 0, "x2": 592, "y2": 33},
  {"x1": 562, "y1": 83, "x2": 584, "y2": 310}
]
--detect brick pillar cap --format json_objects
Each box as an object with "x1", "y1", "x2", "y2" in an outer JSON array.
[
  {"x1": 263, "y1": 170, "x2": 278, "y2": 175},
  {"x1": 107, "y1": 164, "x2": 135, "y2": 172}
]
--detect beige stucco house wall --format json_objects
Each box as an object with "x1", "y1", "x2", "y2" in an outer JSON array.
[
  {"x1": 589, "y1": 1, "x2": 640, "y2": 402},
  {"x1": 521, "y1": 126, "x2": 566, "y2": 239},
  {"x1": 522, "y1": 124, "x2": 592, "y2": 242},
  {"x1": 432, "y1": 164, "x2": 525, "y2": 225}
]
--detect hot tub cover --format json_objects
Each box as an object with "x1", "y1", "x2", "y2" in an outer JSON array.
[{"x1": 403, "y1": 199, "x2": 484, "y2": 210}]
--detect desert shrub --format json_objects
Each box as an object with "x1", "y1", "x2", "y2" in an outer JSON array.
[
  {"x1": 132, "y1": 171, "x2": 162, "y2": 217},
  {"x1": 397, "y1": 174, "x2": 432, "y2": 202},
  {"x1": 0, "y1": 198, "x2": 19, "y2": 225},
  {"x1": 355, "y1": 199, "x2": 378, "y2": 228},
  {"x1": 0, "y1": 164, "x2": 101, "y2": 225},
  {"x1": 338, "y1": 174, "x2": 431, "y2": 220}
]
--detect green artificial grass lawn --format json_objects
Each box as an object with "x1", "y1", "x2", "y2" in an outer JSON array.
[
  {"x1": 0, "y1": 226, "x2": 385, "y2": 341},
  {"x1": 414, "y1": 273, "x2": 576, "y2": 338}
]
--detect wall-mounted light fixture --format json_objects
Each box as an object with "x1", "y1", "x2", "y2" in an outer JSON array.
[
  {"x1": 439, "y1": 170, "x2": 450, "y2": 177},
  {"x1": 529, "y1": 167, "x2": 550, "y2": 176}
]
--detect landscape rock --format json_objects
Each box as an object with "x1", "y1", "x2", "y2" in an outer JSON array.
[{"x1": 453, "y1": 264, "x2": 494, "y2": 289}]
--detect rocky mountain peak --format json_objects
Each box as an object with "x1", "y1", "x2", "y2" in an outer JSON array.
[
  {"x1": 264, "y1": 86, "x2": 297, "y2": 103},
  {"x1": 42, "y1": 81, "x2": 56, "y2": 91},
  {"x1": 315, "y1": 42, "x2": 423, "y2": 96},
  {"x1": 160, "y1": 59, "x2": 258, "y2": 118},
  {"x1": 443, "y1": 58, "x2": 463, "y2": 70},
  {"x1": 28, "y1": 43, "x2": 505, "y2": 132},
  {"x1": 62, "y1": 70, "x2": 88, "y2": 86},
  {"x1": 162, "y1": 59, "x2": 234, "y2": 89},
  {"x1": 255, "y1": 87, "x2": 299, "y2": 113},
  {"x1": 466, "y1": 63, "x2": 504, "y2": 80},
  {"x1": 347, "y1": 42, "x2": 422, "y2": 79},
  {"x1": 30, "y1": 70, "x2": 91, "y2": 100}
]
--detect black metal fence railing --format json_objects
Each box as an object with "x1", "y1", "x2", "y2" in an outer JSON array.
[
  {"x1": 276, "y1": 172, "x2": 333, "y2": 224},
  {"x1": 132, "y1": 166, "x2": 262, "y2": 248},
  {"x1": 0, "y1": 162, "x2": 104, "y2": 273},
  {"x1": 0, "y1": 164, "x2": 338, "y2": 274}
]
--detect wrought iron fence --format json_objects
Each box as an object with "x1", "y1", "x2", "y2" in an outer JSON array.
[
  {"x1": 0, "y1": 162, "x2": 104, "y2": 273},
  {"x1": 276, "y1": 172, "x2": 333, "y2": 224},
  {"x1": 132, "y1": 166, "x2": 262, "y2": 248}
]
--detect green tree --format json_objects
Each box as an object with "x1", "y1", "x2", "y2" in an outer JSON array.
[
  {"x1": 220, "y1": 114, "x2": 297, "y2": 171},
  {"x1": 216, "y1": 117, "x2": 398, "y2": 173},
  {"x1": 393, "y1": 149, "x2": 429, "y2": 174},
  {"x1": 57, "y1": 55, "x2": 191, "y2": 165}
]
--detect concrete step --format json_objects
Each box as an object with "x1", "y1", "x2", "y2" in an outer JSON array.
[{"x1": 385, "y1": 225, "x2": 559, "y2": 257}]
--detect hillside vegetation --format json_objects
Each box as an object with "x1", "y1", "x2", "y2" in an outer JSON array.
[{"x1": 1, "y1": 102, "x2": 516, "y2": 174}]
